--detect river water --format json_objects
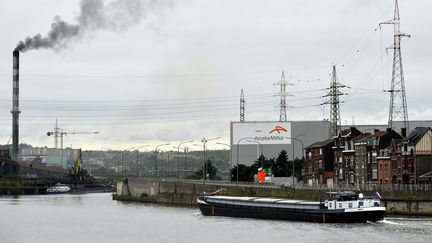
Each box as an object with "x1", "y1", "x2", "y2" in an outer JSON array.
[{"x1": 0, "y1": 193, "x2": 431, "y2": 243}]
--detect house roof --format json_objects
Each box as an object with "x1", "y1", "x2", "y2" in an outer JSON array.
[
  {"x1": 305, "y1": 138, "x2": 334, "y2": 149},
  {"x1": 406, "y1": 127, "x2": 432, "y2": 145},
  {"x1": 339, "y1": 127, "x2": 361, "y2": 138}
]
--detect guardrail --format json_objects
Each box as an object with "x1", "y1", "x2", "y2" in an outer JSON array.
[{"x1": 146, "y1": 177, "x2": 432, "y2": 191}]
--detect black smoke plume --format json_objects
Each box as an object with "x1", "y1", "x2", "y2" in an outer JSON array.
[{"x1": 15, "y1": 0, "x2": 170, "y2": 52}]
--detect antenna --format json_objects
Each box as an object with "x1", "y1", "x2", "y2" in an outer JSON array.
[
  {"x1": 380, "y1": 0, "x2": 410, "y2": 131},
  {"x1": 274, "y1": 71, "x2": 293, "y2": 122}
]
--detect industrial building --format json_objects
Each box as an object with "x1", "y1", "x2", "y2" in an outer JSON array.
[
  {"x1": 230, "y1": 120, "x2": 331, "y2": 166},
  {"x1": 230, "y1": 120, "x2": 432, "y2": 169}
]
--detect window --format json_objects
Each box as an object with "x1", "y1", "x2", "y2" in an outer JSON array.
[
  {"x1": 371, "y1": 152, "x2": 377, "y2": 163},
  {"x1": 359, "y1": 201, "x2": 364, "y2": 207},
  {"x1": 349, "y1": 173, "x2": 354, "y2": 183},
  {"x1": 339, "y1": 203, "x2": 342, "y2": 208},
  {"x1": 319, "y1": 148, "x2": 322, "y2": 155},
  {"x1": 372, "y1": 169, "x2": 378, "y2": 179},
  {"x1": 384, "y1": 163, "x2": 388, "y2": 173},
  {"x1": 348, "y1": 203, "x2": 353, "y2": 208}
]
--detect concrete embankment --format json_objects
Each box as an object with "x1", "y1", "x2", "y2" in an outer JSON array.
[
  {"x1": 0, "y1": 180, "x2": 48, "y2": 195},
  {"x1": 113, "y1": 178, "x2": 432, "y2": 216}
]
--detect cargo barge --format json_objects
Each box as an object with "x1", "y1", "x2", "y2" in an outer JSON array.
[{"x1": 197, "y1": 191, "x2": 385, "y2": 223}]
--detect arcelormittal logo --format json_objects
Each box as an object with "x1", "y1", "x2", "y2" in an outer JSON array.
[{"x1": 269, "y1": 125, "x2": 288, "y2": 134}]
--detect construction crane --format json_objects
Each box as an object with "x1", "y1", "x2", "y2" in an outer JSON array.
[{"x1": 46, "y1": 130, "x2": 99, "y2": 169}]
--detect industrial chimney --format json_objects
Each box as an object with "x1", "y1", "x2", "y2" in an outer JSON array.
[{"x1": 11, "y1": 50, "x2": 21, "y2": 161}]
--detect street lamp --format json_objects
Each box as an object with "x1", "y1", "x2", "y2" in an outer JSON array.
[
  {"x1": 291, "y1": 134, "x2": 306, "y2": 188},
  {"x1": 155, "y1": 143, "x2": 170, "y2": 178},
  {"x1": 121, "y1": 146, "x2": 136, "y2": 178},
  {"x1": 246, "y1": 140, "x2": 264, "y2": 167},
  {"x1": 177, "y1": 140, "x2": 194, "y2": 180},
  {"x1": 217, "y1": 142, "x2": 232, "y2": 179},
  {"x1": 201, "y1": 137, "x2": 220, "y2": 181},
  {"x1": 236, "y1": 136, "x2": 256, "y2": 184},
  {"x1": 136, "y1": 145, "x2": 150, "y2": 177},
  {"x1": 255, "y1": 130, "x2": 263, "y2": 158}
]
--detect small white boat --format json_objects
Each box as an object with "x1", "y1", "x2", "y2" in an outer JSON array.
[{"x1": 46, "y1": 183, "x2": 71, "y2": 194}]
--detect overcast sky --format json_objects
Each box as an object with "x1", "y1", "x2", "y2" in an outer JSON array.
[{"x1": 0, "y1": 0, "x2": 431, "y2": 151}]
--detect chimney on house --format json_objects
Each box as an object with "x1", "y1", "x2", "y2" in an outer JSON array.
[{"x1": 401, "y1": 127, "x2": 407, "y2": 138}]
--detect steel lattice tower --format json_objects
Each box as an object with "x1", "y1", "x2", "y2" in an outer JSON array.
[
  {"x1": 380, "y1": 0, "x2": 410, "y2": 131},
  {"x1": 240, "y1": 89, "x2": 245, "y2": 122},
  {"x1": 327, "y1": 65, "x2": 345, "y2": 137},
  {"x1": 274, "y1": 71, "x2": 293, "y2": 122}
]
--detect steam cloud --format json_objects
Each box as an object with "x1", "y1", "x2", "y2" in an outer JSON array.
[{"x1": 15, "y1": 0, "x2": 169, "y2": 52}]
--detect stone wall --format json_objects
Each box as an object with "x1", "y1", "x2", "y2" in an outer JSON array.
[{"x1": 115, "y1": 178, "x2": 432, "y2": 216}]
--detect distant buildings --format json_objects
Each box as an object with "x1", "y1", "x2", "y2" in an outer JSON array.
[{"x1": 20, "y1": 147, "x2": 79, "y2": 169}]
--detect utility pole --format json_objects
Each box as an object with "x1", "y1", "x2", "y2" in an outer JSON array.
[
  {"x1": 54, "y1": 119, "x2": 60, "y2": 149},
  {"x1": 380, "y1": 0, "x2": 410, "y2": 131},
  {"x1": 201, "y1": 137, "x2": 220, "y2": 181},
  {"x1": 324, "y1": 65, "x2": 346, "y2": 137},
  {"x1": 274, "y1": 71, "x2": 293, "y2": 122},
  {"x1": 240, "y1": 89, "x2": 245, "y2": 122}
]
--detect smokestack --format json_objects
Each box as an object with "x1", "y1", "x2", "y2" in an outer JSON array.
[{"x1": 11, "y1": 50, "x2": 21, "y2": 161}]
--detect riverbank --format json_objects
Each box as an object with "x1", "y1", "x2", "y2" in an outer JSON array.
[
  {"x1": 0, "y1": 180, "x2": 49, "y2": 195},
  {"x1": 114, "y1": 178, "x2": 432, "y2": 216},
  {"x1": 0, "y1": 179, "x2": 115, "y2": 195}
]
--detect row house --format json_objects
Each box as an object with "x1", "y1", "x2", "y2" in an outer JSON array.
[
  {"x1": 305, "y1": 126, "x2": 431, "y2": 186},
  {"x1": 333, "y1": 127, "x2": 362, "y2": 186},
  {"x1": 405, "y1": 127, "x2": 432, "y2": 184},
  {"x1": 304, "y1": 139, "x2": 334, "y2": 186},
  {"x1": 355, "y1": 129, "x2": 403, "y2": 186},
  {"x1": 378, "y1": 138, "x2": 403, "y2": 185}
]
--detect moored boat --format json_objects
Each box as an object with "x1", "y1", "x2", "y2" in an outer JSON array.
[
  {"x1": 46, "y1": 183, "x2": 71, "y2": 194},
  {"x1": 197, "y1": 191, "x2": 385, "y2": 223}
]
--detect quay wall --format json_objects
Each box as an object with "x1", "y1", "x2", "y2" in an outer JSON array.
[{"x1": 114, "y1": 178, "x2": 432, "y2": 216}]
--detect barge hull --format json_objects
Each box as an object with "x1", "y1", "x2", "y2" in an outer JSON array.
[{"x1": 198, "y1": 203, "x2": 385, "y2": 223}]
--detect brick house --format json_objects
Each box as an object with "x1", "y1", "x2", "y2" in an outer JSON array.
[
  {"x1": 304, "y1": 138, "x2": 334, "y2": 186},
  {"x1": 333, "y1": 127, "x2": 362, "y2": 186}
]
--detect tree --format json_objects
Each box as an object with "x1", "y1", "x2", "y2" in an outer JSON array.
[
  {"x1": 187, "y1": 159, "x2": 220, "y2": 180},
  {"x1": 230, "y1": 164, "x2": 253, "y2": 182},
  {"x1": 293, "y1": 157, "x2": 304, "y2": 180},
  {"x1": 273, "y1": 150, "x2": 290, "y2": 177}
]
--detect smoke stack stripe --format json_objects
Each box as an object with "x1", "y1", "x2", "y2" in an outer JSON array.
[{"x1": 11, "y1": 51, "x2": 21, "y2": 161}]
